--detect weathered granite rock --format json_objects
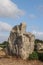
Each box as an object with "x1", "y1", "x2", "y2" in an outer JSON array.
[
  {"x1": 8, "y1": 22, "x2": 35, "y2": 59},
  {"x1": 37, "y1": 43, "x2": 43, "y2": 51}
]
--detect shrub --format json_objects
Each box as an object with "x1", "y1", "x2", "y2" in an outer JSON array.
[
  {"x1": 29, "y1": 51, "x2": 38, "y2": 60},
  {"x1": 38, "y1": 53, "x2": 43, "y2": 61}
]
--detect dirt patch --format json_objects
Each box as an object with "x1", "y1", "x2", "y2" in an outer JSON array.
[
  {"x1": 0, "y1": 57, "x2": 43, "y2": 65},
  {"x1": 0, "y1": 50, "x2": 43, "y2": 65}
]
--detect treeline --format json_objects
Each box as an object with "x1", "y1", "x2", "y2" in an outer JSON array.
[
  {"x1": 35, "y1": 39, "x2": 43, "y2": 44},
  {"x1": 0, "y1": 41, "x2": 9, "y2": 48}
]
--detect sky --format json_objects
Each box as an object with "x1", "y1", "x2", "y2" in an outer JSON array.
[{"x1": 0, "y1": 0, "x2": 43, "y2": 42}]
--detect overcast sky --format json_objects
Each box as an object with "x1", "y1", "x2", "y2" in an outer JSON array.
[{"x1": 0, "y1": 0, "x2": 43, "y2": 42}]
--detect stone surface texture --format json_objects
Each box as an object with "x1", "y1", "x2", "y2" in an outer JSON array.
[
  {"x1": 37, "y1": 43, "x2": 43, "y2": 51},
  {"x1": 8, "y1": 22, "x2": 35, "y2": 59}
]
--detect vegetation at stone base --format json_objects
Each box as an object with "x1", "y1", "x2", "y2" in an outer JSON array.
[
  {"x1": 29, "y1": 51, "x2": 43, "y2": 61},
  {"x1": 38, "y1": 53, "x2": 43, "y2": 61},
  {"x1": 0, "y1": 41, "x2": 9, "y2": 48},
  {"x1": 29, "y1": 39, "x2": 43, "y2": 61},
  {"x1": 29, "y1": 51, "x2": 38, "y2": 60}
]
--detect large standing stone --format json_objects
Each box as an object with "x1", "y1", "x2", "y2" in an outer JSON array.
[{"x1": 8, "y1": 22, "x2": 35, "y2": 59}]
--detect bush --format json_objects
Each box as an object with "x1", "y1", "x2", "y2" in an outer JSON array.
[
  {"x1": 38, "y1": 53, "x2": 43, "y2": 61},
  {"x1": 29, "y1": 51, "x2": 38, "y2": 60}
]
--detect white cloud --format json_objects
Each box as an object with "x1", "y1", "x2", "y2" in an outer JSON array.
[
  {"x1": 0, "y1": 21, "x2": 12, "y2": 32},
  {"x1": 0, "y1": 0, "x2": 25, "y2": 18},
  {"x1": 29, "y1": 14, "x2": 36, "y2": 19},
  {"x1": 32, "y1": 30, "x2": 43, "y2": 40},
  {"x1": 0, "y1": 21, "x2": 12, "y2": 42},
  {"x1": 32, "y1": 31, "x2": 43, "y2": 36}
]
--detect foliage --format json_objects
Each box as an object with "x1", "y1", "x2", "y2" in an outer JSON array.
[
  {"x1": 35, "y1": 39, "x2": 43, "y2": 44},
  {"x1": 0, "y1": 41, "x2": 9, "y2": 48},
  {"x1": 38, "y1": 53, "x2": 43, "y2": 61},
  {"x1": 29, "y1": 51, "x2": 38, "y2": 60}
]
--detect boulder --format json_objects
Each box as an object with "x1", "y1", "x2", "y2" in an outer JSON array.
[{"x1": 37, "y1": 43, "x2": 43, "y2": 51}]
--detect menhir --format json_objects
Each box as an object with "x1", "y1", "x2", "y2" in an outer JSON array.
[{"x1": 7, "y1": 22, "x2": 35, "y2": 60}]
